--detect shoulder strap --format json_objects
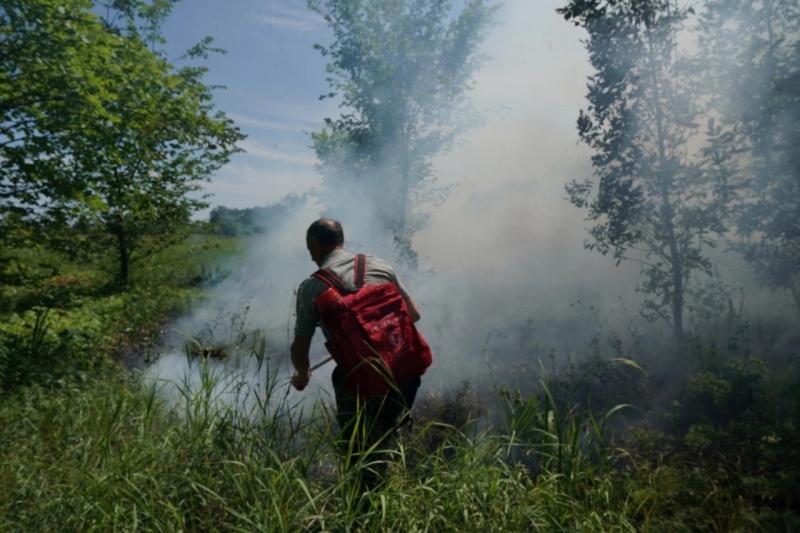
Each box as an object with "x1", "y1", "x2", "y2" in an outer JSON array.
[
  {"x1": 313, "y1": 269, "x2": 348, "y2": 293},
  {"x1": 312, "y1": 253, "x2": 365, "y2": 294},
  {"x1": 354, "y1": 253, "x2": 366, "y2": 288}
]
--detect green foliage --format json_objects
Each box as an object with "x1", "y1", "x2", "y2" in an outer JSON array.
[
  {"x1": 0, "y1": 0, "x2": 120, "y2": 213},
  {"x1": 621, "y1": 350, "x2": 800, "y2": 527},
  {"x1": 1, "y1": 0, "x2": 244, "y2": 286},
  {"x1": 0, "y1": 230, "x2": 797, "y2": 529},
  {"x1": 0, "y1": 233, "x2": 238, "y2": 392},
  {"x1": 560, "y1": 1, "x2": 729, "y2": 346},
  {"x1": 208, "y1": 194, "x2": 306, "y2": 237},
  {"x1": 500, "y1": 387, "x2": 625, "y2": 486},
  {"x1": 4, "y1": 346, "x2": 794, "y2": 530},
  {"x1": 309, "y1": 0, "x2": 495, "y2": 264},
  {"x1": 0, "y1": 365, "x2": 639, "y2": 531},
  {"x1": 698, "y1": 0, "x2": 800, "y2": 315}
]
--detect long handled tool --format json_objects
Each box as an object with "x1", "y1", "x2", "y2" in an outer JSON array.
[
  {"x1": 309, "y1": 355, "x2": 334, "y2": 372},
  {"x1": 284, "y1": 355, "x2": 334, "y2": 398}
]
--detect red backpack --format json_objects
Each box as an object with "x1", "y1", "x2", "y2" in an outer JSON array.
[{"x1": 313, "y1": 254, "x2": 432, "y2": 397}]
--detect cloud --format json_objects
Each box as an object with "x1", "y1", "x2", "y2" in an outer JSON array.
[
  {"x1": 207, "y1": 163, "x2": 321, "y2": 208},
  {"x1": 240, "y1": 138, "x2": 318, "y2": 166},
  {"x1": 229, "y1": 112, "x2": 318, "y2": 134},
  {"x1": 225, "y1": 89, "x2": 339, "y2": 126},
  {"x1": 255, "y1": 2, "x2": 323, "y2": 31}
]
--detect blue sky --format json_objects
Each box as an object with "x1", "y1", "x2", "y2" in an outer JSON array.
[
  {"x1": 151, "y1": 1, "x2": 661, "y2": 325},
  {"x1": 154, "y1": 1, "x2": 595, "y2": 213},
  {"x1": 160, "y1": 0, "x2": 335, "y2": 208},
  {"x1": 155, "y1": 0, "x2": 601, "y2": 274}
]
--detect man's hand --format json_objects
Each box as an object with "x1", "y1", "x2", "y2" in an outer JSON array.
[{"x1": 291, "y1": 371, "x2": 311, "y2": 391}]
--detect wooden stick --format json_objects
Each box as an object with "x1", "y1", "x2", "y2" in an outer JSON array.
[{"x1": 309, "y1": 356, "x2": 334, "y2": 372}]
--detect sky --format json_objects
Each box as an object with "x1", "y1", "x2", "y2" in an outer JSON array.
[
  {"x1": 161, "y1": 0, "x2": 336, "y2": 207},
  {"x1": 158, "y1": 0, "x2": 619, "y2": 276},
  {"x1": 159, "y1": 0, "x2": 591, "y2": 209}
]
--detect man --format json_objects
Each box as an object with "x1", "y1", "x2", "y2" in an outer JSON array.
[{"x1": 290, "y1": 218, "x2": 429, "y2": 482}]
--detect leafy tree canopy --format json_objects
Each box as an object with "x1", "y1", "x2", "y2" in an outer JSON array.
[
  {"x1": 0, "y1": 0, "x2": 244, "y2": 285},
  {"x1": 699, "y1": 0, "x2": 800, "y2": 314},
  {"x1": 560, "y1": 0, "x2": 727, "y2": 345},
  {"x1": 309, "y1": 0, "x2": 495, "y2": 264}
]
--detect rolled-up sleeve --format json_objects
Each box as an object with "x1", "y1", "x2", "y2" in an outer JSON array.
[{"x1": 294, "y1": 279, "x2": 319, "y2": 338}]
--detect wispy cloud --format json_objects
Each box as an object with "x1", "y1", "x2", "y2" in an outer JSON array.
[
  {"x1": 241, "y1": 138, "x2": 317, "y2": 166},
  {"x1": 207, "y1": 163, "x2": 321, "y2": 207},
  {"x1": 255, "y1": 2, "x2": 323, "y2": 31},
  {"x1": 229, "y1": 112, "x2": 318, "y2": 133},
  {"x1": 227, "y1": 89, "x2": 339, "y2": 125}
]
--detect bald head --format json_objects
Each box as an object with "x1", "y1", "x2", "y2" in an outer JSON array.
[
  {"x1": 306, "y1": 218, "x2": 344, "y2": 265},
  {"x1": 307, "y1": 218, "x2": 344, "y2": 247}
]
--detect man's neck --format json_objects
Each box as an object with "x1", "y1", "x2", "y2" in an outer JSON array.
[{"x1": 316, "y1": 246, "x2": 345, "y2": 267}]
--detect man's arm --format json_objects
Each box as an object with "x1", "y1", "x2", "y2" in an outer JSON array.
[
  {"x1": 393, "y1": 276, "x2": 421, "y2": 322},
  {"x1": 292, "y1": 278, "x2": 319, "y2": 391},
  {"x1": 290, "y1": 335, "x2": 312, "y2": 390}
]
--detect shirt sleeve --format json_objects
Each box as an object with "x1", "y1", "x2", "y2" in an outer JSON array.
[
  {"x1": 391, "y1": 272, "x2": 413, "y2": 303},
  {"x1": 294, "y1": 278, "x2": 318, "y2": 338},
  {"x1": 380, "y1": 260, "x2": 414, "y2": 303}
]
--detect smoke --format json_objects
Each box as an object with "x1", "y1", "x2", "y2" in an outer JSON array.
[
  {"x1": 144, "y1": 1, "x2": 623, "y2": 406},
  {"x1": 146, "y1": 0, "x2": 799, "y2": 410},
  {"x1": 144, "y1": 197, "x2": 334, "y2": 408}
]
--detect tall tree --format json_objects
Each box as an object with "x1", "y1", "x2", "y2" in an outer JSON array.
[
  {"x1": 699, "y1": 0, "x2": 800, "y2": 315},
  {"x1": 0, "y1": 0, "x2": 121, "y2": 252},
  {"x1": 72, "y1": 1, "x2": 242, "y2": 285},
  {"x1": 559, "y1": 0, "x2": 726, "y2": 346},
  {"x1": 309, "y1": 0, "x2": 494, "y2": 265},
  {"x1": 1, "y1": 0, "x2": 243, "y2": 286}
]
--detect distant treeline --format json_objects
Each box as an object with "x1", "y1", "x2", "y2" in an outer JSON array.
[{"x1": 208, "y1": 194, "x2": 306, "y2": 237}]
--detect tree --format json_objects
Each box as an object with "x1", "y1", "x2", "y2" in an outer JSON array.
[
  {"x1": 209, "y1": 194, "x2": 307, "y2": 237},
  {"x1": 559, "y1": 0, "x2": 726, "y2": 346},
  {"x1": 699, "y1": 0, "x2": 800, "y2": 315},
  {"x1": 73, "y1": 2, "x2": 243, "y2": 285},
  {"x1": 1, "y1": 0, "x2": 243, "y2": 286},
  {"x1": 0, "y1": 0, "x2": 122, "y2": 251},
  {"x1": 309, "y1": 0, "x2": 495, "y2": 265}
]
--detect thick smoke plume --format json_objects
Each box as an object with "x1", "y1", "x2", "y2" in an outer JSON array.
[{"x1": 146, "y1": 0, "x2": 798, "y2": 410}]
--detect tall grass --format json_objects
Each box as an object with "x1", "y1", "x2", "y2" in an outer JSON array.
[
  {"x1": 2, "y1": 348, "x2": 781, "y2": 531},
  {"x1": 1, "y1": 231, "x2": 795, "y2": 530},
  {"x1": 0, "y1": 348, "x2": 652, "y2": 532}
]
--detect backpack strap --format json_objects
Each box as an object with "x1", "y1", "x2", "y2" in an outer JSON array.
[
  {"x1": 313, "y1": 253, "x2": 366, "y2": 294},
  {"x1": 313, "y1": 269, "x2": 349, "y2": 293},
  {"x1": 354, "y1": 254, "x2": 366, "y2": 288}
]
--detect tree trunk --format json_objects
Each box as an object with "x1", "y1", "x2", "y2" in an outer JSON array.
[
  {"x1": 791, "y1": 280, "x2": 800, "y2": 319},
  {"x1": 671, "y1": 249, "x2": 685, "y2": 346},
  {"x1": 115, "y1": 227, "x2": 131, "y2": 287},
  {"x1": 394, "y1": 120, "x2": 417, "y2": 268},
  {"x1": 648, "y1": 31, "x2": 685, "y2": 348}
]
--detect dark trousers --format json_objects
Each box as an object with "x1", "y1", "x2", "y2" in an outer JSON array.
[{"x1": 331, "y1": 366, "x2": 421, "y2": 486}]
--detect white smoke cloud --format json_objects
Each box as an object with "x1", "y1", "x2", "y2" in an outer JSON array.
[
  {"x1": 149, "y1": 0, "x2": 790, "y2": 410},
  {"x1": 147, "y1": 0, "x2": 642, "y2": 407}
]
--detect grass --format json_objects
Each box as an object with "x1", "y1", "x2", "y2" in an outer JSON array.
[
  {"x1": 0, "y1": 230, "x2": 798, "y2": 531},
  {"x1": 0, "y1": 231, "x2": 241, "y2": 391},
  {"x1": 0, "y1": 346, "x2": 788, "y2": 531},
  {"x1": 0, "y1": 362, "x2": 643, "y2": 532}
]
